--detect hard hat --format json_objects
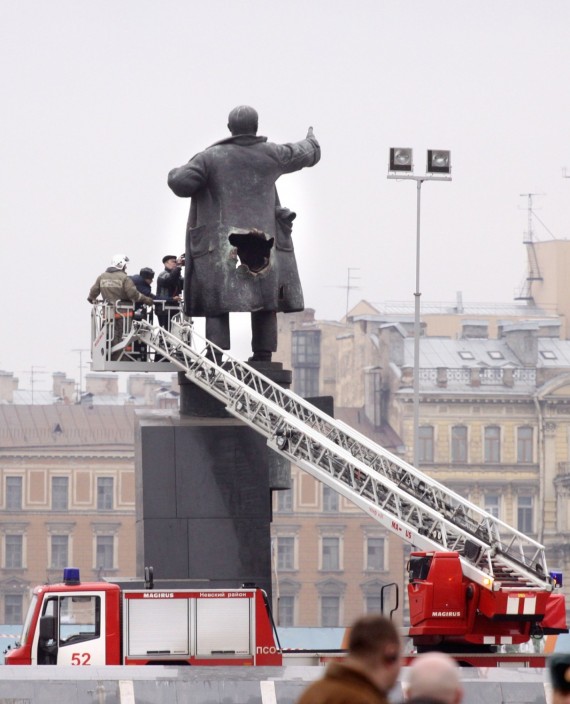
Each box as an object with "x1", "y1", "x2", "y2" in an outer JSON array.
[{"x1": 111, "y1": 253, "x2": 129, "y2": 269}]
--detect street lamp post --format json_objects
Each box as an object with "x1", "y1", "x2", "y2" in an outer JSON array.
[{"x1": 387, "y1": 148, "x2": 452, "y2": 468}]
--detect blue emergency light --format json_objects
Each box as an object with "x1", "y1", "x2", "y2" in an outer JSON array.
[{"x1": 63, "y1": 567, "x2": 80, "y2": 585}]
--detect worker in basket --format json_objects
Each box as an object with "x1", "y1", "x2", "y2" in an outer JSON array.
[{"x1": 88, "y1": 254, "x2": 153, "y2": 360}]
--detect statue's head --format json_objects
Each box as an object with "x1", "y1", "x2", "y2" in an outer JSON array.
[{"x1": 228, "y1": 105, "x2": 258, "y2": 136}]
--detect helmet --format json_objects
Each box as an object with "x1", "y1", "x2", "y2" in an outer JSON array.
[
  {"x1": 140, "y1": 267, "x2": 155, "y2": 279},
  {"x1": 111, "y1": 253, "x2": 129, "y2": 269},
  {"x1": 228, "y1": 105, "x2": 258, "y2": 136}
]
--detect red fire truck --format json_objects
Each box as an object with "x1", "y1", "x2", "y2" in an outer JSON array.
[
  {"x1": 5, "y1": 569, "x2": 282, "y2": 666},
  {"x1": 5, "y1": 554, "x2": 567, "y2": 668}
]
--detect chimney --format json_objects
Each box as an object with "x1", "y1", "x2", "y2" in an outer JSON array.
[
  {"x1": 537, "y1": 320, "x2": 561, "y2": 339},
  {"x1": 461, "y1": 320, "x2": 489, "y2": 339},
  {"x1": 470, "y1": 368, "x2": 481, "y2": 387},
  {"x1": 85, "y1": 373, "x2": 119, "y2": 396},
  {"x1": 503, "y1": 367, "x2": 514, "y2": 388},
  {"x1": 127, "y1": 374, "x2": 154, "y2": 398},
  {"x1": 380, "y1": 323, "x2": 407, "y2": 367},
  {"x1": 52, "y1": 372, "x2": 66, "y2": 397},
  {"x1": 53, "y1": 373, "x2": 75, "y2": 401},
  {"x1": 456, "y1": 291, "x2": 464, "y2": 314},
  {"x1": 0, "y1": 371, "x2": 18, "y2": 403},
  {"x1": 501, "y1": 322, "x2": 538, "y2": 365},
  {"x1": 144, "y1": 378, "x2": 166, "y2": 406}
]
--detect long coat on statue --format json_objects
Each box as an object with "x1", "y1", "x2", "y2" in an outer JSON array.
[{"x1": 167, "y1": 133, "x2": 321, "y2": 317}]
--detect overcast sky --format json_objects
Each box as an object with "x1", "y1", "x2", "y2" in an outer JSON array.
[{"x1": 3, "y1": 1, "x2": 570, "y2": 393}]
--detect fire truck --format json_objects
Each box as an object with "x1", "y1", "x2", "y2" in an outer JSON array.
[
  {"x1": 8, "y1": 305, "x2": 566, "y2": 667},
  {"x1": 5, "y1": 568, "x2": 282, "y2": 666}
]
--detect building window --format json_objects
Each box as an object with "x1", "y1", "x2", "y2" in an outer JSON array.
[
  {"x1": 5, "y1": 477, "x2": 22, "y2": 510},
  {"x1": 52, "y1": 477, "x2": 69, "y2": 511},
  {"x1": 418, "y1": 426, "x2": 434, "y2": 463},
  {"x1": 293, "y1": 367, "x2": 320, "y2": 398},
  {"x1": 276, "y1": 489, "x2": 293, "y2": 513},
  {"x1": 451, "y1": 426, "x2": 468, "y2": 463},
  {"x1": 277, "y1": 537, "x2": 295, "y2": 571},
  {"x1": 97, "y1": 477, "x2": 114, "y2": 511},
  {"x1": 484, "y1": 426, "x2": 501, "y2": 463},
  {"x1": 4, "y1": 594, "x2": 23, "y2": 624},
  {"x1": 278, "y1": 596, "x2": 295, "y2": 627},
  {"x1": 484, "y1": 493, "x2": 500, "y2": 518},
  {"x1": 51, "y1": 535, "x2": 69, "y2": 569},
  {"x1": 517, "y1": 427, "x2": 533, "y2": 464},
  {"x1": 292, "y1": 331, "x2": 321, "y2": 366},
  {"x1": 321, "y1": 537, "x2": 340, "y2": 571},
  {"x1": 5, "y1": 535, "x2": 23, "y2": 568},
  {"x1": 323, "y1": 485, "x2": 339, "y2": 513},
  {"x1": 366, "y1": 537, "x2": 385, "y2": 571},
  {"x1": 292, "y1": 330, "x2": 321, "y2": 398},
  {"x1": 517, "y1": 495, "x2": 534, "y2": 534},
  {"x1": 321, "y1": 596, "x2": 340, "y2": 627},
  {"x1": 95, "y1": 535, "x2": 114, "y2": 569},
  {"x1": 365, "y1": 594, "x2": 382, "y2": 614}
]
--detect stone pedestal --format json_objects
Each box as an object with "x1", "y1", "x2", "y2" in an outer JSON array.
[{"x1": 135, "y1": 362, "x2": 294, "y2": 601}]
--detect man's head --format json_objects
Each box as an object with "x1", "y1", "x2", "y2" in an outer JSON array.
[
  {"x1": 550, "y1": 654, "x2": 570, "y2": 704},
  {"x1": 140, "y1": 267, "x2": 155, "y2": 283},
  {"x1": 404, "y1": 652, "x2": 463, "y2": 704},
  {"x1": 162, "y1": 255, "x2": 177, "y2": 270},
  {"x1": 228, "y1": 105, "x2": 258, "y2": 136},
  {"x1": 346, "y1": 615, "x2": 401, "y2": 693},
  {"x1": 111, "y1": 253, "x2": 129, "y2": 271}
]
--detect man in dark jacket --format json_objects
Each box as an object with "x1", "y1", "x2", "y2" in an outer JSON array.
[
  {"x1": 168, "y1": 105, "x2": 320, "y2": 362},
  {"x1": 296, "y1": 615, "x2": 401, "y2": 704},
  {"x1": 130, "y1": 267, "x2": 155, "y2": 361},
  {"x1": 130, "y1": 267, "x2": 155, "y2": 302},
  {"x1": 155, "y1": 254, "x2": 184, "y2": 331}
]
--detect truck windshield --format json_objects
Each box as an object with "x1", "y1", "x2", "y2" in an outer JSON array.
[{"x1": 18, "y1": 594, "x2": 38, "y2": 646}]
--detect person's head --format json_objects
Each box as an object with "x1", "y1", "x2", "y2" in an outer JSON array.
[
  {"x1": 140, "y1": 267, "x2": 155, "y2": 283},
  {"x1": 162, "y1": 255, "x2": 177, "y2": 270},
  {"x1": 111, "y1": 253, "x2": 129, "y2": 271},
  {"x1": 550, "y1": 654, "x2": 570, "y2": 704},
  {"x1": 404, "y1": 652, "x2": 463, "y2": 704},
  {"x1": 227, "y1": 105, "x2": 258, "y2": 136},
  {"x1": 346, "y1": 615, "x2": 401, "y2": 693}
]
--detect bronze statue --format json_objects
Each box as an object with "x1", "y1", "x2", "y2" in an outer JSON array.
[{"x1": 167, "y1": 105, "x2": 321, "y2": 361}]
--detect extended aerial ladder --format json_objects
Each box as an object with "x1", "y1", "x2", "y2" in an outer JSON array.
[{"x1": 91, "y1": 303, "x2": 567, "y2": 648}]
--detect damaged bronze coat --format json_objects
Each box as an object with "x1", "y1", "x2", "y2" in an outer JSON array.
[{"x1": 167, "y1": 133, "x2": 320, "y2": 317}]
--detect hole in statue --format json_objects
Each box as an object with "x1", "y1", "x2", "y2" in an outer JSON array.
[{"x1": 229, "y1": 231, "x2": 274, "y2": 274}]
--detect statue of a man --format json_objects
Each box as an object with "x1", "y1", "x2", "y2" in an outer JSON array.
[{"x1": 167, "y1": 105, "x2": 321, "y2": 362}]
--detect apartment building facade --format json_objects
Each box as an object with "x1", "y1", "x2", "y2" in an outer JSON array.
[{"x1": 0, "y1": 371, "x2": 178, "y2": 623}]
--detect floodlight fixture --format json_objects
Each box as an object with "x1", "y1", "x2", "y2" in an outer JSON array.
[
  {"x1": 427, "y1": 149, "x2": 451, "y2": 175},
  {"x1": 389, "y1": 147, "x2": 413, "y2": 173}
]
